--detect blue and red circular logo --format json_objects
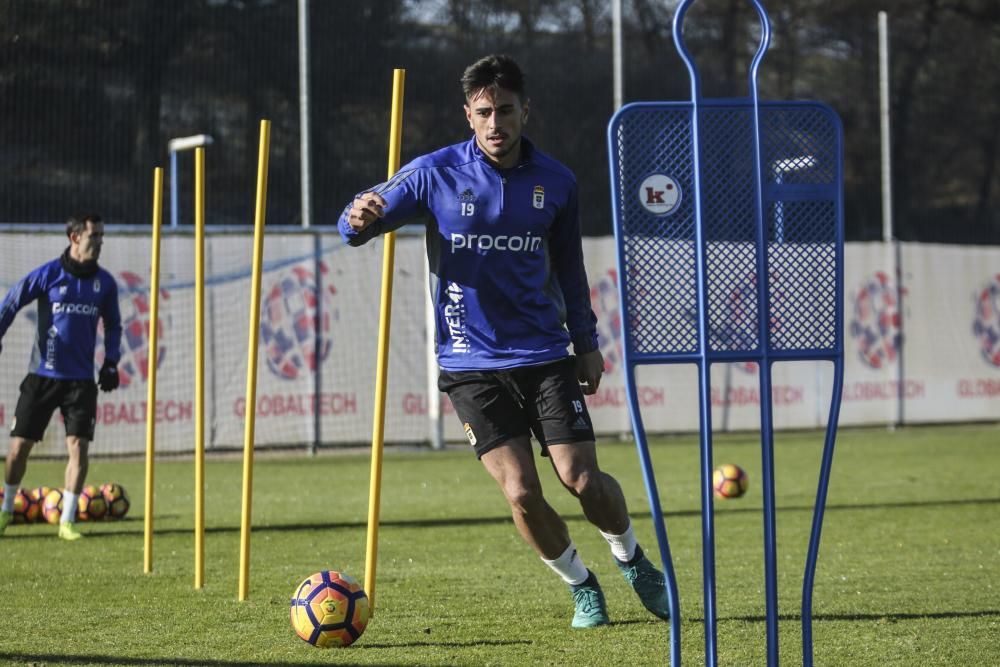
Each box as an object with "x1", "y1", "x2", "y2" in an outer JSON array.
[
  {"x1": 713, "y1": 272, "x2": 762, "y2": 352},
  {"x1": 973, "y1": 274, "x2": 1000, "y2": 367},
  {"x1": 850, "y1": 271, "x2": 902, "y2": 369},
  {"x1": 711, "y1": 271, "x2": 784, "y2": 359},
  {"x1": 590, "y1": 269, "x2": 622, "y2": 374},
  {"x1": 260, "y1": 264, "x2": 337, "y2": 380},
  {"x1": 98, "y1": 271, "x2": 170, "y2": 388}
]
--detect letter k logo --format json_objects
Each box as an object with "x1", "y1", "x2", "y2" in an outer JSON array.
[{"x1": 638, "y1": 174, "x2": 681, "y2": 215}]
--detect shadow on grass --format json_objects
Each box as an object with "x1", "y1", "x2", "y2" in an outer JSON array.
[
  {"x1": 3, "y1": 496, "x2": 997, "y2": 540},
  {"x1": 358, "y1": 639, "x2": 533, "y2": 649},
  {"x1": 0, "y1": 653, "x2": 386, "y2": 667},
  {"x1": 669, "y1": 495, "x2": 1000, "y2": 519},
  {"x1": 704, "y1": 609, "x2": 1000, "y2": 623},
  {"x1": 0, "y1": 643, "x2": 525, "y2": 667}
]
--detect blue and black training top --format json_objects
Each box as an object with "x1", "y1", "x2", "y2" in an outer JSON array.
[
  {"x1": 338, "y1": 136, "x2": 599, "y2": 372},
  {"x1": 0, "y1": 250, "x2": 122, "y2": 381}
]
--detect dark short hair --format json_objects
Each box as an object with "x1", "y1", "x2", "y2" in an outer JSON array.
[
  {"x1": 66, "y1": 213, "x2": 101, "y2": 238},
  {"x1": 461, "y1": 54, "x2": 526, "y2": 103}
]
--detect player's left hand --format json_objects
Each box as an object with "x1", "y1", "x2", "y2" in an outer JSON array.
[
  {"x1": 98, "y1": 360, "x2": 120, "y2": 392},
  {"x1": 575, "y1": 349, "x2": 604, "y2": 395}
]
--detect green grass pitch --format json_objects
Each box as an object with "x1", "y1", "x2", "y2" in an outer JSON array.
[{"x1": 1, "y1": 423, "x2": 998, "y2": 666}]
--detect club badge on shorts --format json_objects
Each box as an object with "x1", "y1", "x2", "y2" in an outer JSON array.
[
  {"x1": 463, "y1": 422, "x2": 477, "y2": 446},
  {"x1": 532, "y1": 185, "x2": 545, "y2": 209}
]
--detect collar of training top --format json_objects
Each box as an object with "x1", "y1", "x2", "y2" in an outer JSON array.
[
  {"x1": 60, "y1": 247, "x2": 100, "y2": 278},
  {"x1": 470, "y1": 134, "x2": 535, "y2": 169}
]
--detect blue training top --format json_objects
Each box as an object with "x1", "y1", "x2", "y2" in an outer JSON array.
[
  {"x1": 338, "y1": 136, "x2": 599, "y2": 372},
  {"x1": 0, "y1": 252, "x2": 122, "y2": 381}
]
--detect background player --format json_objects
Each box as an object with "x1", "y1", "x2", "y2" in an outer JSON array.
[{"x1": 0, "y1": 214, "x2": 122, "y2": 540}]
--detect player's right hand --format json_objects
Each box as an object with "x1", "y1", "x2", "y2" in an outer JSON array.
[
  {"x1": 347, "y1": 192, "x2": 386, "y2": 231},
  {"x1": 575, "y1": 349, "x2": 605, "y2": 396}
]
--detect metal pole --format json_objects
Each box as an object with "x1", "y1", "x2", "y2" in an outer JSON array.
[
  {"x1": 170, "y1": 151, "x2": 179, "y2": 229},
  {"x1": 298, "y1": 0, "x2": 312, "y2": 229},
  {"x1": 613, "y1": 0, "x2": 623, "y2": 111},
  {"x1": 879, "y1": 11, "x2": 903, "y2": 428},
  {"x1": 878, "y1": 11, "x2": 893, "y2": 243},
  {"x1": 311, "y1": 233, "x2": 321, "y2": 455}
]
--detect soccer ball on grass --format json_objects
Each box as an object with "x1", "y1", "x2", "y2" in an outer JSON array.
[
  {"x1": 12, "y1": 488, "x2": 41, "y2": 523},
  {"x1": 41, "y1": 489, "x2": 65, "y2": 524},
  {"x1": 77, "y1": 485, "x2": 108, "y2": 521},
  {"x1": 290, "y1": 570, "x2": 370, "y2": 648},
  {"x1": 100, "y1": 482, "x2": 130, "y2": 519},
  {"x1": 30, "y1": 486, "x2": 53, "y2": 506},
  {"x1": 713, "y1": 464, "x2": 749, "y2": 499}
]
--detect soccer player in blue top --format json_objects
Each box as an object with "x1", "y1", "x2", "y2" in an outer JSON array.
[
  {"x1": 339, "y1": 54, "x2": 669, "y2": 628},
  {"x1": 0, "y1": 214, "x2": 122, "y2": 540}
]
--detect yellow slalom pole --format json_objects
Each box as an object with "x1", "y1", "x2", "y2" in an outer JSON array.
[
  {"x1": 144, "y1": 167, "x2": 164, "y2": 574},
  {"x1": 238, "y1": 119, "x2": 271, "y2": 601},
  {"x1": 365, "y1": 68, "x2": 405, "y2": 616},
  {"x1": 194, "y1": 146, "x2": 206, "y2": 590}
]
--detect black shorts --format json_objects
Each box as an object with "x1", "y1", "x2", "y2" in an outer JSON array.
[
  {"x1": 438, "y1": 357, "x2": 596, "y2": 459},
  {"x1": 10, "y1": 373, "x2": 98, "y2": 441}
]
